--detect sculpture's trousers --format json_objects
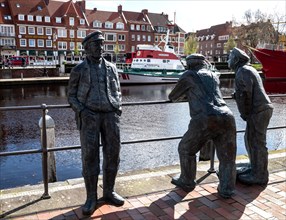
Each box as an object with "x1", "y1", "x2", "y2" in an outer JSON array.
[
  {"x1": 178, "y1": 112, "x2": 237, "y2": 195},
  {"x1": 245, "y1": 108, "x2": 273, "y2": 180},
  {"x1": 80, "y1": 110, "x2": 121, "y2": 191}
]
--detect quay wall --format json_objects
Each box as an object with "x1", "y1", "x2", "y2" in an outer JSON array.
[{"x1": 0, "y1": 67, "x2": 60, "y2": 79}]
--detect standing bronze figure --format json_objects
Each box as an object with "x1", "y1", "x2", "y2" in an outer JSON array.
[
  {"x1": 68, "y1": 30, "x2": 124, "y2": 216},
  {"x1": 228, "y1": 47, "x2": 274, "y2": 185},
  {"x1": 169, "y1": 54, "x2": 237, "y2": 198}
]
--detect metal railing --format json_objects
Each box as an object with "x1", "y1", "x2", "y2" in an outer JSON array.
[{"x1": 0, "y1": 94, "x2": 286, "y2": 199}]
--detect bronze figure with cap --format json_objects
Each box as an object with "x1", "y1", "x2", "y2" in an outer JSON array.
[
  {"x1": 228, "y1": 47, "x2": 273, "y2": 185},
  {"x1": 68, "y1": 30, "x2": 124, "y2": 216},
  {"x1": 169, "y1": 54, "x2": 237, "y2": 198}
]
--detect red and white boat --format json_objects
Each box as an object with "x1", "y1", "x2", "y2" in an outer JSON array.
[
  {"x1": 119, "y1": 29, "x2": 185, "y2": 84},
  {"x1": 248, "y1": 43, "x2": 286, "y2": 93}
]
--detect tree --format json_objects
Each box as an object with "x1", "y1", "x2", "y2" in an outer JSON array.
[
  {"x1": 224, "y1": 36, "x2": 237, "y2": 54},
  {"x1": 184, "y1": 33, "x2": 198, "y2": 55}
]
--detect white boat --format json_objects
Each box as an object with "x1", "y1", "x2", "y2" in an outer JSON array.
[{"x1": 119, "y1": 28, "x2": 185, "y2": 84}]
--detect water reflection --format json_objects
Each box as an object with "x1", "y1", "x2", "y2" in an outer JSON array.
[{"x1": 0, "y1": 80, "x2": 285, "y2": 189}]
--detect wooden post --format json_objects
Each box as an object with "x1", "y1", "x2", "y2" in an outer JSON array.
[{"x1": 39, "y1": 110, "x2": 57, "y2": 182}]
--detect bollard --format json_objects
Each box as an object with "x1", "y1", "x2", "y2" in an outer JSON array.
[{"x1": 39, "y1": 110, "x2": 57, "y2": 183}]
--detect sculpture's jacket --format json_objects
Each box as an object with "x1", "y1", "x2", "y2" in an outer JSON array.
[{"x1": 68, "y1": 58, "x2": 122, "y2": 129}]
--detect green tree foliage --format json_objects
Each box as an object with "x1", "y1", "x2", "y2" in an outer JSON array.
[
  {"x1": 224, "y1": 36, "x2": 237, "y2": 53},
  {"x1": 184, "y1": 33, "x2": 198, "y2": 55}
]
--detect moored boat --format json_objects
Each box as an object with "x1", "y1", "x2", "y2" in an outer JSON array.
[{"x1": 247, "y1": 43, "x2": 286, "y2": 93}]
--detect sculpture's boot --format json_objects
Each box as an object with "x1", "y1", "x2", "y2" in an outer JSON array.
[
  {"x1": 103, "y1": 169, "x2": 125, "y2": 206},
  {"x1": 171, "y1": 155, "x2": 196, "y2": 192},
  {"x1": 82, "y1": 176, "x2": 98, "y2": 216},
  {"x1": 238, "y1": 149, "x2": 268, "y2": 185}
]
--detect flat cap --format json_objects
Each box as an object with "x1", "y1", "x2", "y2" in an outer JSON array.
[
  {"x1": 231, "y1": 47, "x2": 250, "y2": 61},
  {"x1": 82, "y1": 30, "x2": 104, "y2": 45},
  {"x1": 186, "y1": 53, "x2": 206, "y2": 61}
]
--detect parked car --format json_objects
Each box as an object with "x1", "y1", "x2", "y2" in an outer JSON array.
[{"x1": 5, "y1": 56, "x2": 28, "y2": 67}]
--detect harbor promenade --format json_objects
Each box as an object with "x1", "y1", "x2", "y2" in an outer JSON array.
[{"x1": 1, "y1": 150, "x2": 285, "y2": 220}]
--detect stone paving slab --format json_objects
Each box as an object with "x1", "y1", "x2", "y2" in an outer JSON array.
[{"x1": 0, "y1": 150, "x2": 285, "y2": 219}]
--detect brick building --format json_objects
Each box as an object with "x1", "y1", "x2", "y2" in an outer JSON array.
[{"x1": 0, "y1": 0, "x2": 186, "y2": 64}]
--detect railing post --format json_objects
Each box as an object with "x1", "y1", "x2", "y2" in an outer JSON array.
[{"x1": 39, "y1": 104, "x2": 51, "y2": 199}]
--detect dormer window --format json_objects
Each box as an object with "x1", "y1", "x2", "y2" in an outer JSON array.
[
  {"x1": 28, "y1": 15, "x2": 33, "y2": 21},
  {"x1": 45, "y1": 16, "x2": 50, "y2": 22},
  {"x1": 16, "y1": 3, "x2": 20, "y2": 8},
  {"x1": 116, "y1": 22, "x2": 124, "y2": 29},
  {"x1": 18, "y1": 14, "x2": 24, "y2": 21},
  {"x1": 37, "y1": 6, "x2": 42, "y2": 10},
  {"x1": 56, "y1": 17, "x2": 61, "y2": 23},
  {"x1": 105, "y1": 21, "x2": 113, "y2": 29},
  {"x1": 93, "y1": 20, "x2": 102, "y2": 28},
  {"x1": 1, "y1": 3, "x2": 5, "y2": 7},
  {"x1": 36, "y1": 16, "x2": 42, "y2": 22},
  {"x1": 130, "y1": 24, "x2": 135, "y2": 30}
]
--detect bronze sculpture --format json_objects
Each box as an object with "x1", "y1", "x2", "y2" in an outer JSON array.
[
  {"x1": 228, "y1": 47, "x2": 274, "y2": 185},
  {"x1": 169, "y1": 54, "x2": 237, "y2": 198},
  {"x1": 68, "y1": 30, "x2": 124, "y2": 216}
]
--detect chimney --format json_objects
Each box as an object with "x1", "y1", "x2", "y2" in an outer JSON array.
[
  {"x1": 44, "y1": 0, "x2": 49, "y2": 5},
  {"x1": 93, "y1": 8, "x2": 97, "y2": 11},
  {"x1": 118, "y1": 5, "x2": 122, "y2": 13},
  {"x1": 142, "y1": 9, "x2": 148, "y2": 15},
  {"x1": 76, "y1": 0, "x2": 86, "y2": 13}
]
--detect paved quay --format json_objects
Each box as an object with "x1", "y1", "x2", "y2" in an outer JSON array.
[{"x1": 0, "y1": 150, "x2": 285, "y2": 220}]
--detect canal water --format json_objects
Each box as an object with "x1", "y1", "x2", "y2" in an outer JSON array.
[{"x1": 0, "y1": 80, "x2": 285, "y2": 189}]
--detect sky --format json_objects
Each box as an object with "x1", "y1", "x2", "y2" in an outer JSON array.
[{"x1": 84, "y1": 0, "x2": 286, "y2": 32}]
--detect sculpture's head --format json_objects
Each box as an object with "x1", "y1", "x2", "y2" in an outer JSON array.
[
  {"x1": 228, "y1": 47, "x2": 250, "y2": 70},
  {"x1": 82, "y1": 30, "x2": 105, "y2": 62},
  {"x1": 186, "y1": 53, "x2": 209, "y2": 70}
]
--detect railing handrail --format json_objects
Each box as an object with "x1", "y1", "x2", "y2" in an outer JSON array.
[{"x1": 0, "y1": 94, "x2": 285, "y2": 198}]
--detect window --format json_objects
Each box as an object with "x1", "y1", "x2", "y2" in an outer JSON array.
[
  {"x1": 1, "y1": 26, "x2": 15, "y2": 36},
  {"x1": 58, "y1": 29, "x2": 67, "y2": 37},
  {"x1": 18, "y1": 14, "x2": 24, "y2": 21},
  {"x1": 1, "y1": 3, "x2": 5, "y2": 7},
  {"x1": 70, "y1": 42, "x2": 75, "y2": 50},
  {"x1": 4, "y1": 15, "x2": 12, "y2": 20},
  {"x1": 80, "y1": 19, "x2": 85, "y2": 25},
  {"x1": 155, "y1": 36, "x2": 159, "y2": 42},
  {"x1": 142, "y1": 35, "x2": 146, "y2": 41},
  {"x1": 137, "y1": 35, "x2": 140, "y2": 41},
  {"x1": 46, "y1": 28, "x2": 52, "y2": 35},
  {"x1": 130, "y1": 24, "x2": 135, "y2": 30},
  {"x1": 105, "y1": 22, "x2": 113, "y2": 29},
  {"x1": 105, "y1": 33, "x2": 116, "y2": 42},
  {"x1": 45, "y1": 16, "x2": 50, "y2": 22},
  {"x1": 69, "y1": 17, "x2": 74, "y2": 26},
  {"x1": 28, "y1": 15, "x2": 33, "y2": 21},
  {"x1": 37, "y1": 6, "x2": 42, "y2": 10},
  {"x1": 141, "y1": 25, "x2": 145, "y2": 31},
  {"x1": 118, "y1": 34, "x2": 125, "y2": 41},
  {"x1": 147, "y1": 25, "x2": 151, "y2": 31},
  {"x1": 218, "y1": 35, "x2": 229, "y2": 41},
  {"x1": 29, "y1": 39, "x2": 36, "y2": 47},
  {"x1": 93, "y1": 20, "x2": 102, "y2": 28},
  {"x1": 28, "y1": 27, "x2": 35, "y2": 35},
  {"x1": 104, "y1": 44, "x2": 114, "y2": 51},
  {"x1": 58, "y1": 41, "x2": 67, "y2": 50},
  {"x1": 217, "y1": 43, "x2": 221, "y2": 48},
  {"x1": 38, "y1": 39, "x2": 44, "y2": 47},
  {"x1": 77, "y1": 42, "x2": 84, "y2": 50},
  {"x1": 20, "y1": 39, "x2": 26, "y2": 47},
  {"x1": 37, "y1": 27, "x2": 44, "y2": 35},
  {"x1": 136, "y1": 25, "x2": 140, "y2": 31},
  {"x1": 46, "y1": 40, "x2": 52, "y2": 48},
  {"x1": 19, "y1": 26, "x2": 26, "y2": 34},
  {"x1": 36, "y1": 16, "x2": 42, "y2": 22},
  {"x1": 56, "y1": 17, "x2": 61, "y2": 23},
  {"x1": 77, "y1": 30, "x2": 86, "y2": 38},
  {"x1": 131, "y1": 34, "x2": 135, "y2": 41},
  {"x1": 70, "y1": 30, "x2": 75, "y2": 38},
  {"x1": 116, "y1": 22, "x2": 124, "y2": 29}
]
